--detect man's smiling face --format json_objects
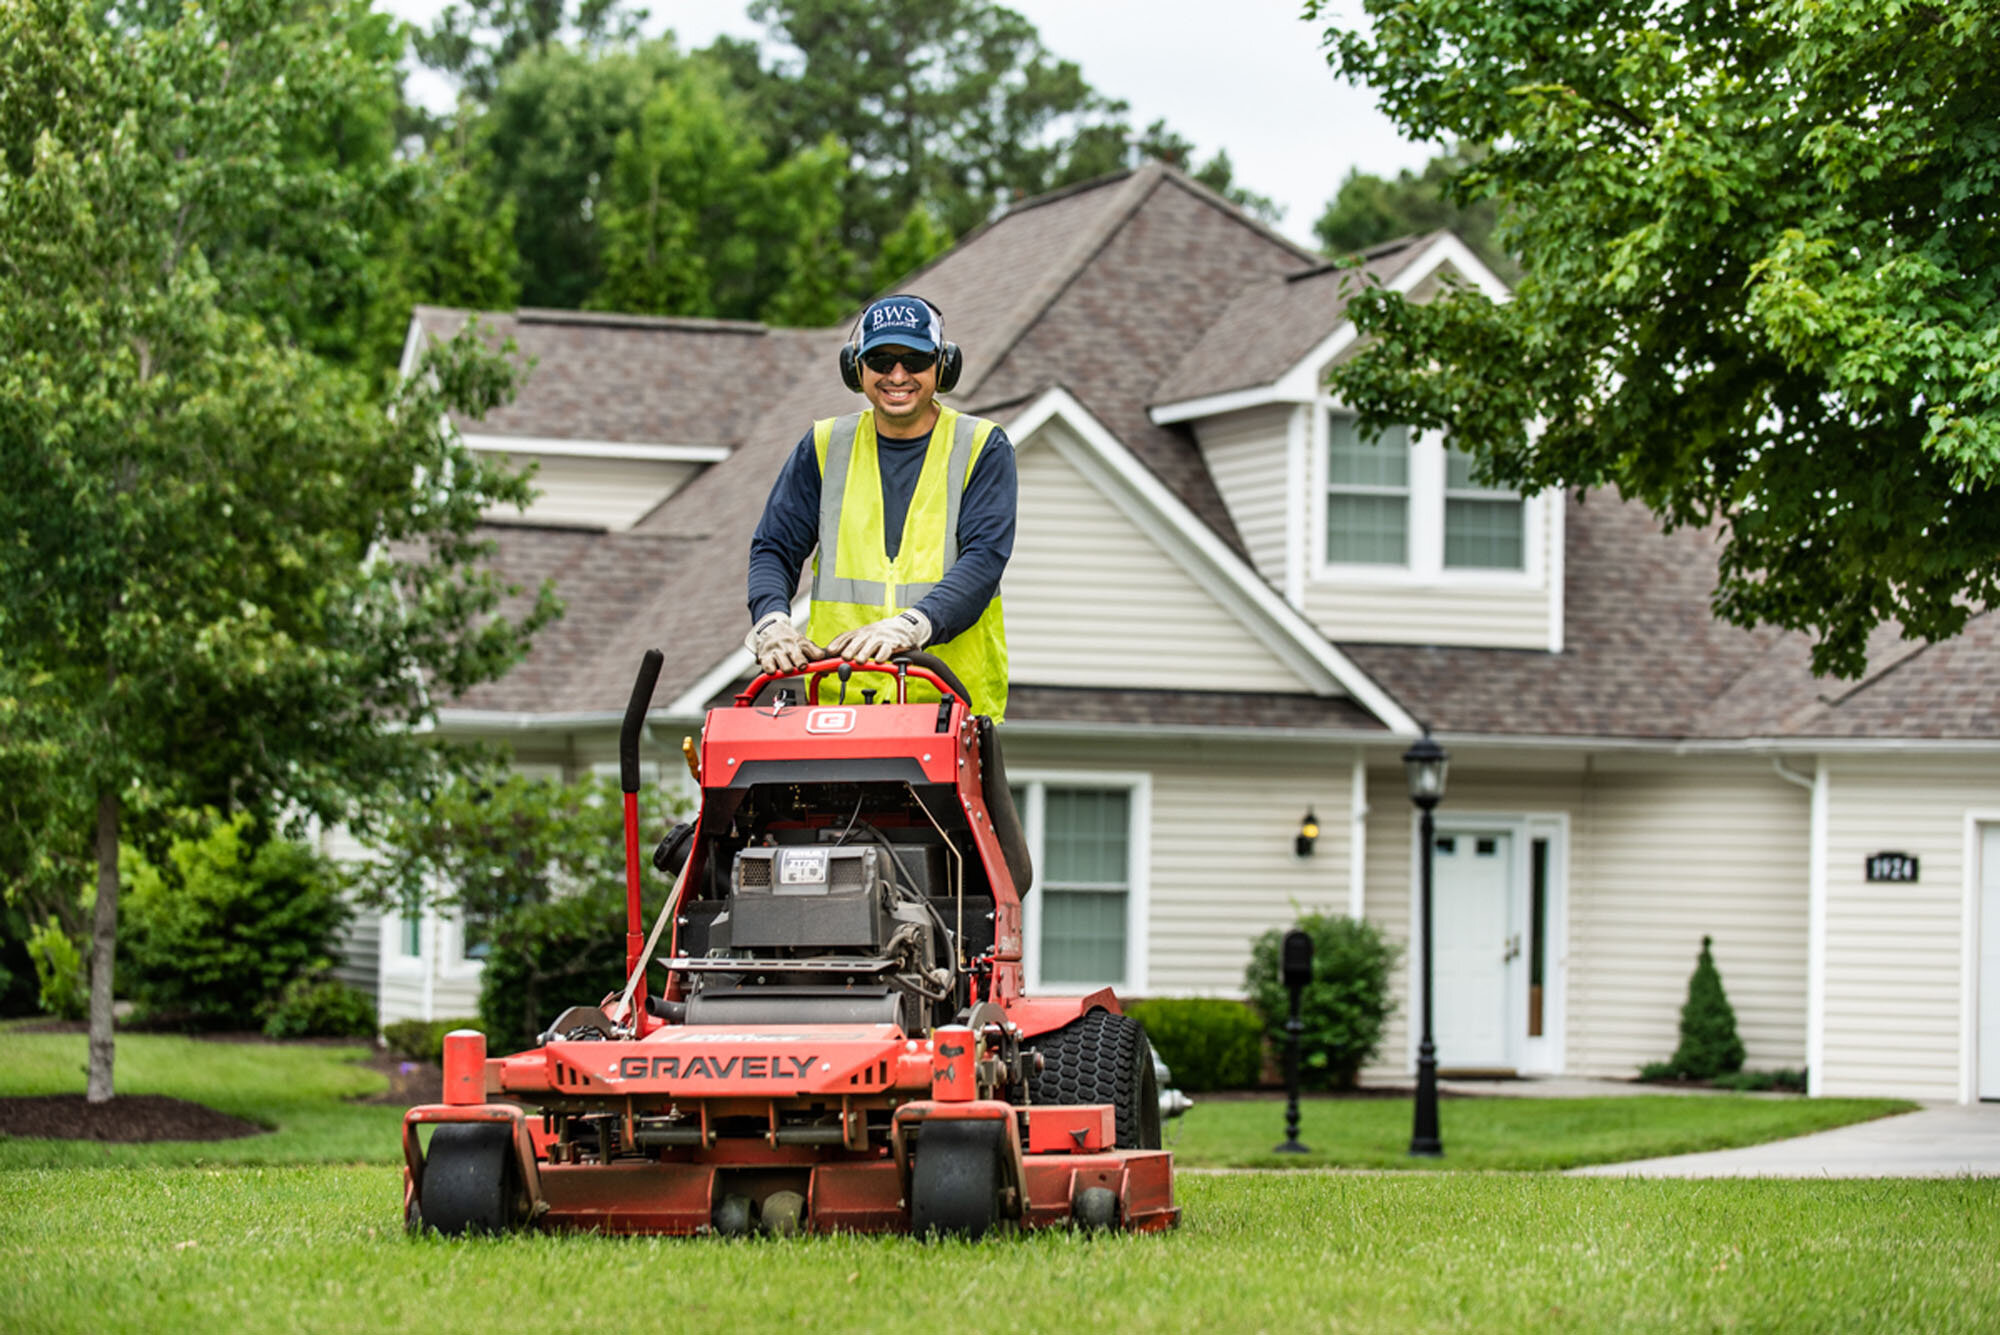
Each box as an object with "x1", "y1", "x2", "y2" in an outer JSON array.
[{"x1": 861, "y1": 346, "x2": 940, "y2": 437}]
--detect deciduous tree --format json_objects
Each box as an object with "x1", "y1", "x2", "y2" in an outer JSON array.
[
  {"x1": 1313, "y1": 0, "x2": 2000, "y2": 676},
  {"x1": 0, "y1": 0, "x2": 556, "y2": 1099},
  {"x1": 1314, "y1": 146, "x2": 1515, "y2": 279}
]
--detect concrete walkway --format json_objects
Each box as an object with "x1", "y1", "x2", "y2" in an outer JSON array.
[{"x1": 1566, "y1": 1102, "x2": 2000, "y2": 1178}]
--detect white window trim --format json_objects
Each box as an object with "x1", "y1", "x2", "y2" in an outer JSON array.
[
  {"x1": 1308, "y1": 404, "x2": 1547, "y2": 591},
  {"x1": 1012, "y1": 767, "x2": 1151, "y2": 996}
]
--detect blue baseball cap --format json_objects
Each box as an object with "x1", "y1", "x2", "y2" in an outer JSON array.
[{"x1": 856, "y1": 295, "x2": 941, "y2": 355}]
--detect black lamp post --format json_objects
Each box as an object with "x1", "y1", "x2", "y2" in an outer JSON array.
[{"x1": 1402, "y1": 727, "x2": 1449, "y2": 1158}]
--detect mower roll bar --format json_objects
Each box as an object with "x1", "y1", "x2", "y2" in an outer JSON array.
[{"x1": 736, "y1": 650, "x2": 973, "y2": 709}]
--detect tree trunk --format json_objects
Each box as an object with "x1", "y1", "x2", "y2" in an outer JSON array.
[{"x1": 85, "y1": 787, "x2": 119, "y2": 1104}]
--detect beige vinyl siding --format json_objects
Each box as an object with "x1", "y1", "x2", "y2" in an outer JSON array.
[
  {"x1": 484, "y1": 453, "x2": 700, "y2": 530},
  {"x1": 1564, "y1": 757, "x2": 1808, "y2": 1078},
  {"x1": 1303, "y1": 581, "x2": 1550, "y2": 649},
  {"x1": 1008, "y1": 433, "x2": 1311, "y2": 692},
  {"x1": 1010, "y1": 734, "x2": 1358, "y2": 997},
  {"x1": 1193, "y1": 405, "x2": 1292, "y2": 589},
  {"x1": 315, "y1": 822, "x2": 379, "y2": 1001},
  {"x1": 1820, "y1": 757, "x2": 1999, "y2": 1100}
]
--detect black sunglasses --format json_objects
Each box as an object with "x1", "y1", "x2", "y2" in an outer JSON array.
[{"x1": 860, "y1": 347, "x2": 937, "y2": 375}]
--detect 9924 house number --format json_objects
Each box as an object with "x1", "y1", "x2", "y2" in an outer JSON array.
[{"x1": 1864, "y1": 852, "x2": 1919, "y2": 883}]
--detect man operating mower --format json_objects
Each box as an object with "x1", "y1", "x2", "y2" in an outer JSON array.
[{"x1": 746, "y1": 294, "x2": 1017, "y2": 720}]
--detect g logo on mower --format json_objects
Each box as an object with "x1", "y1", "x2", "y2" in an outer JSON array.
[{"x1": 805, "y1": 709, "x2": 855, "y2": 734}]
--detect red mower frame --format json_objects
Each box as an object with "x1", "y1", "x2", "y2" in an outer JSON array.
[{"x1": 403, "y1": 650, "x2": 1178, "y2": 1237}]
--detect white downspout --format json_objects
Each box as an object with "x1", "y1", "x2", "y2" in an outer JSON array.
[
  {"x1": 1348, "y1": 748, "x2": 1368, "y2": 919},
  {"x1": 1773, "y1": 756, "x2": 1828, "y2": 1095}
]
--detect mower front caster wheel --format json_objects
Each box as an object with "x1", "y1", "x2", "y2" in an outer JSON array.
[
  {"x1": 420, "y1": 1123, "x2": 527, "y2": 1237},
  {"x1": 910, "y1": 1119, "x2": 1008, "y2": 1240}
]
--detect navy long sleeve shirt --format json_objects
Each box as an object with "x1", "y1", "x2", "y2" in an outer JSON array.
[{"x1": 747, "y1": 419, "x2": 1017, "y2": 643}]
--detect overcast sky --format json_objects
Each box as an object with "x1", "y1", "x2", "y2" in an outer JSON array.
[{"x1": 383, "y1": 0, "x2": 1436, "y2": 250}]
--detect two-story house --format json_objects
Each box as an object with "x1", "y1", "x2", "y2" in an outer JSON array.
[{"x1": 349, "y1": 161, "x2": 2000, "y2": 1103}]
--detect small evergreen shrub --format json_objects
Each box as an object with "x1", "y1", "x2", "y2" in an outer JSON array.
[
  {"x1": 1124, "y1": 998, "x2": 1265, "y2": 1092},
  {"x1": 382, "y1": 1017, "x2": 487, "y2": 1064},
  {"x1": 119, "y1": 811, "x2": 349, "y2": 1029},
  {"x1": 261, "y1": 974, "x2": 377, "y2": 1039},
  {"x1": 1664, "y1": 935, "x2": 1745, "y2": 1080},
  {"x1": 1243, "y1": 912, "x2": 1400, "y2": 1091},
  {"x1": 26, "y1": 918, "x2": 87, "y2": 1020},
  {"x1": 1710, "y1": 1067, "x2": 1808, "y2": 1094}
]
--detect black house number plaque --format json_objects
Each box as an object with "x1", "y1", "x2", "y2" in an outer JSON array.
[{"x1": 1864, "y1": 852, "x2": 1919, "y2": 883}]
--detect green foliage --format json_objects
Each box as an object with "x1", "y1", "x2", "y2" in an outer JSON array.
[
  {"x1": 1314, "y1": 145, "x2": 1516, "y2": 279},
  {"x1": 349, "y1": 771, "x2": 682, "y2": 1054},
  {"x1": 413, "y1": 0, "x2": 648, "y2": 104},
  {"x1": 472, "y1": 37, "x2": 687, "y2": 310},
  {"x1": 1243, "y1": 913, "x2": 1399, "y2": 1091},
  {"x1": 1665, "y1": 935, "x2": 1746, "y2": 1080},
  {"x1": 0, "y1": 0, "x2": 554, "y2": 1092},
  {"x1": 25, "y1": 919, "x2": 86, "y2": 1021},
  {"x1": 0, "y1": 902, "x2": 42, "y2": 1016},
  {"x1": 587, "y1": 69, "x2": 855, "y2": 323},
  {"x1": 869, "y1": 202, "x2": 953, "y2": 295},
  {"x1": 381, "y1": 1016, "x2": 485, "y2": 1064},
  {"x1": 1123, "y1": 998, "x2": 1265, "y2": 1093},
  {"x1": 119, "y1": 812, "x2": 349, "y2": 1030},
  {"x1": 1711, "y1": 1068, "x2": 1808, "y2": 1094},
  {"x1": 1313, "y1": 0, "x2": 2000, "y2": 677},
  {"x1": 261, "y1": 975, "x2": 378, "y2": 1040}
]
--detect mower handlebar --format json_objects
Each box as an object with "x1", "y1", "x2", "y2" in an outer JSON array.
[
  {"x1": 735, "y1": 653, "x2": 971, "y2": 709},
  {"x1": 619, "y1": 649, "x2": 664, "y2": 794}
]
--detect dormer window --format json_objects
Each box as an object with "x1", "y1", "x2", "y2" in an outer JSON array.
[
  {"x1": 1320, "y1": 411, "x2": 1529, "y2": 578},
  {"x1": 1325, "y1": 418, "x2": 1411, "y2": 565},
  {"x1": 1444, "y1": 445, "x2": 1524, "y2": 570}
]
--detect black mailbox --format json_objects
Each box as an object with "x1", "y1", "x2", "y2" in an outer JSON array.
[{"x1": 1282, "y1": 928, "x2": 1314, "y2": 989}]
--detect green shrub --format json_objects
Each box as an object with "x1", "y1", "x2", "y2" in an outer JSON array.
[
  {"x1": 261, "y1": 974, "x2": 377, "y2": 1039},
  {"x1": 119, "y1": 810, "x2": 349, "y2": 1029},
  {"x1": 0, "y1": 902, "x2": 46, "y2": 1017},
  {"x1": 1125, "y1": 998, "x2": 1265, "y2": 1092},
  {"x1": 478, "y1": 890, "x2": 628, "y2": 1053},
  {"x1": 1711, "y1": 1067, "x2": 1808, "y2": 1094},
  {"x1": 1664, "y1": 935, "x2": 1745, "y2": 1080},
  {"x1": 25, "y1": 917, "x2": 87, "y2": 1020},
  {"x1": 1243, "y1": 913, "x2": 1400, "y2": 1091},
  {"x1": 382, "y1": 1016, "x2": 487, "y2": 1064}
]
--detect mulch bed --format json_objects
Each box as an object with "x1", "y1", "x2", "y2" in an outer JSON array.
[{"x1": 0, "y1": 1094, "x2": 266, "y2": 1143}]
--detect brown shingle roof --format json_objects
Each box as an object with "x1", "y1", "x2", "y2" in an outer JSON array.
[
  {"x1": 1155, "y1": 234, "x2": 1439, "y2": 404},
  {"x1": 413, "y1": 306, "x2": 824, "y2": 447}
]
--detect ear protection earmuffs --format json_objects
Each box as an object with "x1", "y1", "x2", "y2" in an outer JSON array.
[{"x1": 840, "y1": 295, "x2": 962, "y2": 395}]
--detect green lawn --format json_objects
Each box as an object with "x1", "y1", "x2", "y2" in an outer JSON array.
[
  {"x1": 0, "y1": 1032, "x2": 1915, "y2": 1172},
  {"x1": 1, "y1": 1167, "x2": 1995, "y2": 1333},
  {"x1": 1169, "y1": 1093, "x2": 1918, "y2": 1171}
]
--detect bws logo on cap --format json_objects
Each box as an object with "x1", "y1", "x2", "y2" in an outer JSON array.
[{"x1": 869, "y1": 301, "x2": 923, "y2": 330}]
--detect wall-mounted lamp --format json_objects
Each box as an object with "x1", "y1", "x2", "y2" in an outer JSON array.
[{"x1": 1295, "y1": 808, "x2": 1320, "y2": 857}]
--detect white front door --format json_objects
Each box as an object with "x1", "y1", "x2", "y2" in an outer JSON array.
[
  {"x1": 1432, "y1": 828, "x2": 1518, "y2": 1070},
  {"x1": 1980, "y1": 824, "x2": 2000, "y2": 1101}
]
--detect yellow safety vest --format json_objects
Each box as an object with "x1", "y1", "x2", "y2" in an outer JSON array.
[{"x1": 807, "y1": 406, "x2": 1010, "y2": 721}]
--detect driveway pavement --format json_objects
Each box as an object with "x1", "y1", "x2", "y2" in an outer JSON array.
[{"x1": 1566, "y1": 1101, "x2": 2000, "y2": 1178}]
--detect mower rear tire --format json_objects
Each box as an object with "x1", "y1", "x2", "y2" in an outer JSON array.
[
  {"x1": 909, "y1": 1119, "x2": 1006, "y2": 1239},
  {"x1": 421, "y1": 1123, "x2": 525, "y2": 1237},
  {"x1": 1020, "y1": 1009, "x2": 1162, "y2": 1150}
]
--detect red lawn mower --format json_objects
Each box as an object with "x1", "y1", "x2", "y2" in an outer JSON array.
[{"x1": 402, "y1": 649, "x2": 1178, "y2": 1237}]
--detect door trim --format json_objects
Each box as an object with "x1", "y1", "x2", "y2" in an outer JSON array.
[
  {"x1": 1964, "y1": 811, "x2": 2000, "y2": 1104},
  {"x1": 1406, "y1": 809, "x2": 1570, "y2": 1077}
]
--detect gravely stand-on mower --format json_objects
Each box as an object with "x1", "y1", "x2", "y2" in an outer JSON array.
[{"x1": 403, "y1": 649, "x2": 1178, "y2": 1237}]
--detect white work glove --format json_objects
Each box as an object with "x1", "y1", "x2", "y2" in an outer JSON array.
[
  {"x1": 826, "y1": 609, "x2": 931, "y2": 664},
  {"x1": 747, "y1": 613, "x2": 826, "y2": 675}
]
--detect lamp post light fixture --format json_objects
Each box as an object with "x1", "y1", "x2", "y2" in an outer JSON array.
[
  {"x1": 1402, "y1": 727, "x2": 1449, "y2": 1158},
  {"x1": 1295, "y1": 808, "x2": 1320, "y2": 857}
]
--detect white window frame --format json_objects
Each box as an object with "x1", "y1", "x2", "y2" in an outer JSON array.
[
  {"x1": 1309, "y1": 402, "x2": 1546, "y2": 590},
  {"x1": 1012, "y1": 768, "x2": 1151, "y2": 996}
]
